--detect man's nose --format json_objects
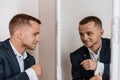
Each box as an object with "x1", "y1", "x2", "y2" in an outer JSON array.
[
  {"x1": 83, "y1": 34, "x2": 88, "y2": 40},
  {"x1": 36, "y1": 37, "x2": 40, "y2": 42}
]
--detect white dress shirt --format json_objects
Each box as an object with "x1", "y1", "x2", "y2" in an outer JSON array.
[
  {"x1": 9, "y1": 41, "x2": 38, "y2": 80},
  {"x1": 88, "y1": 41, "x2": 104, "y2": 75}
]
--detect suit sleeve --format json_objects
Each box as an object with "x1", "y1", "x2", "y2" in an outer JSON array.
[
  {"x1": 104, "y1": 63, "x2": 110, "y2": 74},
  {"x1": 103, "y1": 63, "x2": 110, "y2": 80},
  {"x1": 5, "y1": 72, "x2": 30, "y2": 80},
  {"x1": 0, "y1": 58, "x2": 30, "y2": 80},
  {"x1": 0, "y1": 63, "x2": 4, "y2": 78},
  {"x1": 70, "y1": 53, "x2": 84, "y2": 80}
]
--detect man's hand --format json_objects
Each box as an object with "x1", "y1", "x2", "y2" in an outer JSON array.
[
  {"x1": 32, "y1": 64, "x2": 42, "y2": 76},
  {"x1": 80, "y1": 59, "x2": 97, "y2": 70},
  {"x1": 89, "y1": 74, "x2": 102, "y2": 80}
]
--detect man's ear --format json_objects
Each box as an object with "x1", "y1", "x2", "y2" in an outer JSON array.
[
  {"x1": 100, "y1": 29, "x2": 104, "y2": 36},
  {"x1": 16, "y1": 28, "x2": 23, "y2": 39}
]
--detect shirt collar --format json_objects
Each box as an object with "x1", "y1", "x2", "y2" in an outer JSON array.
[
  {"x1": 88, "y1": 39, "x2": 102, "y2": 55},
  {"x1": 9, "y1": 40, "x2": 27, "y2": 59}
]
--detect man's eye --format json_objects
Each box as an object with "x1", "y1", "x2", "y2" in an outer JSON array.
[
  {"x1": 87, "y1": 33, "x2": 92, "y2": 35},
  {"x1": 80, "y1": 33, "x2": 83, "y2": 36},
  {"x1": 33, "y1": 34, "x2": 36, "y2": 35}
]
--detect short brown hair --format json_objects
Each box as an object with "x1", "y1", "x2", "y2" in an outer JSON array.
[
  {"x1": 79, "y1": 16, "x2": 102, "y2": 29},
  {"x1": 9, "y1": 13, "x2": 41, "y2": 35}
]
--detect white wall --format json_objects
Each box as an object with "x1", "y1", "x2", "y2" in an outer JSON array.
[{"x1": 60, "y1": 0, "x2": 112, "y2": 80}]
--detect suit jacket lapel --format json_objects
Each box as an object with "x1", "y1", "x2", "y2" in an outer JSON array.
[
  {"x1": 4, "y1": 39, "x2": 21, "y2": 73},
  {"x1": 99, "y1": 38, "x2": 106, "y2": 62},
  {"x1": 82, "y1": 46, "x2": 91, "y2": 60}
]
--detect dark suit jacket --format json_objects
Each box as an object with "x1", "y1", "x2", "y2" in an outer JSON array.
[
  {"x1": 0, "y1": 39, "x2": 35, "y2": 80},
  {"x1": 70, "y1": 38, "x2": 111, "y2": 80}
]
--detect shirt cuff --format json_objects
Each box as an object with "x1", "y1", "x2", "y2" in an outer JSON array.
[
  {"x1": 25, "y1": 68, "x2": 38, "y2": 80},
  {"x1": 94, "y1": 62, "x2": 104, "y2": 75}
]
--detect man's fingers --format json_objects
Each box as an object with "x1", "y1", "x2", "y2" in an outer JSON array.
[
  {"x1": 80, "y1": 59, "x2": 90, "y2": 70},
  {"x1": 80, "y1": 59, "x2": 97, "y2": 70},
  {"x1": 80, "y1": 59, "x2": 90, "y2": 65}
]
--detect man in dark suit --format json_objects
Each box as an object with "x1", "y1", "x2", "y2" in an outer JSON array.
[
  {"x1": 0, "y1": 14, "x2": 42, "y2": 80},
  {"x1": 70, "y1": 16, "x2": 110, "y2": 80}
]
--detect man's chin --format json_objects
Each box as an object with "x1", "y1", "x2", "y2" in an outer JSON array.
[
  {"x1": 29, "y1": 47, "x2": 36, "y2": 50},
  {"x1": 84, "y1": 44, "x2": 91, "y2": 48}
]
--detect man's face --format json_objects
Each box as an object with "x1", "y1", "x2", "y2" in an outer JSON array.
[
  {"x1": 79, "y1": 21, "x2": 104, "y2": 49},
  {"x1": 21, "y1": 21, "x2": 40, "y2": 50}
]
